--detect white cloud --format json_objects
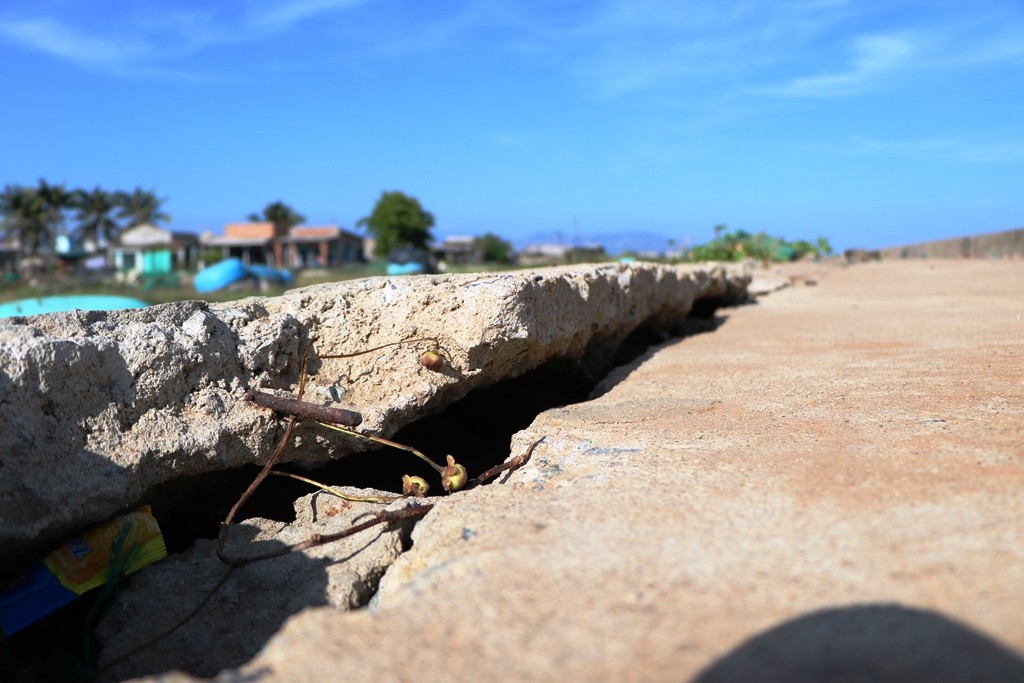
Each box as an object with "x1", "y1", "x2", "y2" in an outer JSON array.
[
  {"x1": 0, "y1": 0, "x2": 369, "y2": 73},
  {"x1": 750, "y1": 6, "x2": 1024, "y2": 99},
  {"x1": 0, "y1": 17, "x2": 145, "y2": 65},
  {"x1": 506, "y1": 1, "x2": 1024, "y2": 103},
  {"x1": 563, "y1": 0, "x2": 856, "y2": 97},
  {"x1": 753, "y1": 31, "x2": 917, "y2": 98},
  {"x1": 2, "y1": 0, "x2": 1022, "y2": 94},
  {"x1": 244, "y1": 0, "x2": 367, "y2": 33}
]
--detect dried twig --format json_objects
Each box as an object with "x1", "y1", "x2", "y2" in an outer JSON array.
[
  {"x1": 467, "y1": 436, "x2": 545, "y2": 489},
  {"x1": 99, "y1": 566, "x2": 236, "y2": 673},
  {"x1": 220, "y1": 335, "x2": 455, "y2": 563},
  {"x1": 219, "y1": 505, "x2": 433, "y2": 568},
  {"x1": 218, "y1": 336, "x2": 320, "y2": 564},
  {"x1": 317, "y1": 337, "x2": 442, "y2": 361},
  {"x1": 314, "y1": 421, "x2": 468, "y2": 493},
  {"x1": 268, "y1": 470, "x2": 402, "y2": 504},
  {"x1": 111, "y1": 336, "x2": 454, "y2": 667},
  {"x1": 316, "y1": 421, "x2": 447, "y2": 474},
  {"x1": 245, "y1": 389, "x2": 362, "y2": 427}
]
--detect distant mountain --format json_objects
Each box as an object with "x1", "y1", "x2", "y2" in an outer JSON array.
[
  {"x1": 591, "y1": 231, "x2": 678, "y2": 256},
  {"x1": 514, "y1": 230, "x2": 677, "y2": 256}
]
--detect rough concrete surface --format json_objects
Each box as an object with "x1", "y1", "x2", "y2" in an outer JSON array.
[
  {"x1": 0, "y1": 263, "x2": 745, "y2": 569},
  {"x1": 95, "y1": 490, "x2": 416, "y2": 682},
  {"x1": 137, "y1": 259, "x2": 1022, "y2": 683}
]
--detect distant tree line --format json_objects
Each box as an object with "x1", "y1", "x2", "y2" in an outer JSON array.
[
  {"x1": 686, "y1": 224, "x2": 832, "y2": 262},
  {"x1": 0, "y1": 179, "x2": 169, "y2": 255},
  {"x1": 471, "y1": 232, "x2": 514, "y2": 263},
  {"x1": 1, "y1": 181, "x2": 515, "y2": 265}
]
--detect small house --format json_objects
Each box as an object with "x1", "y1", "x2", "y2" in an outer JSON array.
[
  {"x1": 202, "y1": 223, "x2": 364, "y2": 269},
  {"x1": 281, "y1": 226, "x2": 365, "y2": 268},
  {"x1": 110, "y1": 224, "x2": 200, "y2": 277},
  {"x1": 437, "y1": 236, "x2": 480, "y2": 265},
  {"x1": 201, "y1": 222, "x2": 279, "y2": 266}
]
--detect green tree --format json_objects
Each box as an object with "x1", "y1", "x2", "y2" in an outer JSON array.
[
  {"x1": 473, "y1": 232, "x2": 514, "y2": 263},
  {"x1": 36, "y1": 179, "x2": 74, "y2": 239},
  {"x1": 687, "y1": 224, "x2": 834, "y2": 262},
  {"x1": 0, "y1": 184, "x2": 50, "y2": 254},
  {"x1": 357, "y1": 191, "x2": 434, "y2": 257},
  {"x1": 248, "y1": 201, "x2": 305, "y2": 234},
  {"x1": 116, "y1": 187, "x2": 171, "y2": 228},
  {"x1": 71, "y1": 187, "x2": 121, "y2": 245}
]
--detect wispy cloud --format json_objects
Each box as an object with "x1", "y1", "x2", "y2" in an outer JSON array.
[
  {"x1": 3, "y1": 0, "x2": 1023, "y2": 96},
  {"x1": 502, "y1": 1, "x2": 1024, "y2": 102},
  {"x1": 561, "y1": 0, "x2": 856, "y2": 98},
  {"x1": 243, "y1": 0, "x2": 367, "y2": 33},
  {"x1": 752, "y1": 31, "x2": 917, "y2": 98},
  {"x1": 0, "y1": 0, "x2": 367, "y2": 74},
  {"x1": 749, "y1": 5, "x2": 1024, "y2": 98},
  {"x1": 0, "y1": 17, "x2": 146, "y2": 66}
]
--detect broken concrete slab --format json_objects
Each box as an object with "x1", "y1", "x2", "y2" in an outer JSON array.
[
  {"x1": 94, "y1": 489, "x2": 416, "y2": 683},
  {"x1": 0, "y1": 263, "x2": 747, "y2": 572},
  {"x1": 144, "y1": 260, "x2": 1024, "y2": 683}
]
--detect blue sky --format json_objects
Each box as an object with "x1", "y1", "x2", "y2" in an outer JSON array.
[{"x1": 1, "y1": 0, "x2": 1022, "y2": 253}]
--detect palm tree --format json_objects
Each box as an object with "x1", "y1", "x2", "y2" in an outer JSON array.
[
  {"x1": 115, "y1": 187, "x2": 171, "y2": 228},
  {"x1": 0, "y1": 184, "x2": 50, "y2": 254},
  {"x1": 0, "y1": 185, "x2": 25, "y2": 243},
  {"x1": 248, "y1": 200, "x2": 305, "y2": 235},
  {"x1": 71, "y1": 187, "x2": 120, "y2": 247},
  {"x1": 35, "y1": 179, "x2": 74, "y2": 240}
]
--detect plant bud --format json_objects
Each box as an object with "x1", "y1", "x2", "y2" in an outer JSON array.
[
  {"x1": 441, "y1": 454, "x2": 467, "y2": 493},
  {"x1": 402, "y1": 474, "x2": 430, "y2": 497},
  {"x1": 420, "y1": 350, "x2": 444, "y2": 371}
]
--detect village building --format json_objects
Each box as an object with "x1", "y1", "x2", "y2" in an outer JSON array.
[
  {"x1": 282, "y1": 225, "x2": 365, "y2": 269},
  {"x1": 437, "y1": 235, "x2": 480, "y2": 265},
  {"x1": 109, "y1": 224, "x2": 201, "y2": 278},
  {"x1": 517, "y1": 243, "x2": 607, "y2": 267},
  {"x1": 200, "y1": 222, "x2": 364, "y2": 269}
]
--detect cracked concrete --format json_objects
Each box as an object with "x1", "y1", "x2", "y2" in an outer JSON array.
[
  {"x1": 94, "y1": 490, "x2": 417, "y2": 682},
  {"x1": 135, "y1": 259, "x2": 1023, "y2": 683},
  {"x1": 0, "y1": 263, "x2": 746, "y2": 571}
]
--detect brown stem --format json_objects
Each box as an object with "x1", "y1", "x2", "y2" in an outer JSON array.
[
  {"x1": 99, "y1": 566, "x2": 236, "y2": 672},
  {"x1": 268, "y1": 470, "x2": 401, "y2": 503},
  {"x1": 317, "y1": 337, "x2": 441, "y2": 360},
  {"x1": 316, "y1": 421, "x2": 447, "y2": 474},
  {"x1": 219, "y1": 337, "x2": 322, "y2": 563},
  {"x1": 217, "y1": 415, "x2": 298, "y2": 564},
  {"x1": 218, "y1": 505, "x2": 434, "y2": 567},
  {"x1": 245, "y1": 389, "x2": 362, "y2": 427},
  {"x1": 467, "y1": 436, "x2": 545, "y2": 489}
]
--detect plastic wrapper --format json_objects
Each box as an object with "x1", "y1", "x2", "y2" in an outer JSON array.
[{"x1": 0, "y1": 506, "x2": 167, "y2": 636}]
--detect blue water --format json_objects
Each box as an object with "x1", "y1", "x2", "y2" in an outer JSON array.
[{"x1": 0, "y1": 295, "x2": 148, "y2": 318}]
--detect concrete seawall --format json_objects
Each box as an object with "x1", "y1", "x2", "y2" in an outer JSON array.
[{"x1": 879, "y1": 226, "x2": 1024, "y2": 259}]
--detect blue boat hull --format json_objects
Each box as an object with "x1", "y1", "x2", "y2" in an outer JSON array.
[{"x1": 194, "y1": 259, "x2": 249, "y2": 293}]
